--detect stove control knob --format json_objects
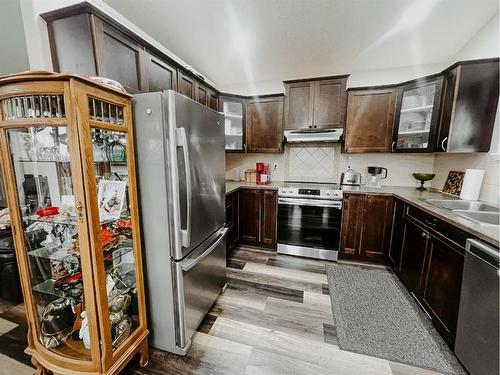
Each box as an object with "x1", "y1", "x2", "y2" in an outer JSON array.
[{"x1": 326, "y1": 191, "x2": 331, "y2": 196}]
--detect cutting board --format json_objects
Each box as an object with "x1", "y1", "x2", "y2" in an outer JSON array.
[{"x1": 442, "y1": 171, "x2": 465, "y2": 196}]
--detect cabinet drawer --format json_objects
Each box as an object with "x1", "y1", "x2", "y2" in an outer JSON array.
[{"x1": 406, "y1": 204, "x2": 468, "y2": 250}]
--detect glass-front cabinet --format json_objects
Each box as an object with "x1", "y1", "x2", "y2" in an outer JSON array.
[
  {"x1": 220, "y1": 95, "x2": 246, "y2": 152},
  {"x1": 0, "y1": 72, "x2": 148, "y2": 374},
  {"x1": 392, "y1": 77, "x2": 443, "y2": 152}
]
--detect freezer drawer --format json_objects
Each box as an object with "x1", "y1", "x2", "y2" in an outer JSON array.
[{"x1": 178, "y1": 227, "x2": 227, "y2": 348}]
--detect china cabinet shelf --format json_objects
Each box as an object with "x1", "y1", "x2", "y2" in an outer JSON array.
[
  {"x1": 400, "y1": 104, "x2": 434, "y2": 113},
  {"x1": 0, "y1": 72, "x2": 148, "y2": 375}
]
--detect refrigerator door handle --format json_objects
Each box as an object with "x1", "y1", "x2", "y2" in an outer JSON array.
[
  {"x1": 177, "y1": 127, "x2": 192, "y2": 248},
  {"x1": 182, "y1": 227, "x2": 228, "y2": 272}
]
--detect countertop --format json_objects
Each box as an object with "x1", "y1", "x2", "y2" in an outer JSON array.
[{"x1": 225, "y1": 181, "x2": 499, "y2": 247}]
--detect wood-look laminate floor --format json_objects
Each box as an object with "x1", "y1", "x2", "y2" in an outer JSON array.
[
  {"x1": 125, "y1": 245, "x2": 445, "y2": 375},
  {"x1": 0, "y1": 245, "x2": 446, "y2": 374}
]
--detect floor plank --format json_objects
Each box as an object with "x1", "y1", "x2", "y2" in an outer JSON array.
[{"x1": 243, "y1": 263, "x2": 328, "y2": 285}]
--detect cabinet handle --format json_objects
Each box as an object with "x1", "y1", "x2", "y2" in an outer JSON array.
[
  {"x1": 425, "y1": 218, "x2": 437, "y2": 227},
  {"x1": 76, "y1": 201, "x2": 84, "y2": 223},
  {"x1": 313, "y1": 125, "x2": 317, "y2": 128},
  {"x1": 391, "y1": 141, "x2": 396, "y2": 152},
  {"x1": 244, "y1": 143, "x2": 247, "y2": 153},
  {"x1": 421, "y1": 231, "x2": 426, "y2": 238},
  {"x1": 441, "y1": 137, "x2": 448, "y2": 151}
]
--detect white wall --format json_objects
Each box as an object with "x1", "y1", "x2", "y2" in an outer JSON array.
[{"x1": 0, "y1": 0, "x2": 30, "y2": 75}]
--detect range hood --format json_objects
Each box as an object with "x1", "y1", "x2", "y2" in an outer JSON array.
[{"x1": 284, "y1": 128, "x2": 343, "y2": 143}]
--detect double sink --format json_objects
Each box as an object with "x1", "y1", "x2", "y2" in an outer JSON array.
[{"x1": 422, "y1": 198, "x2": 500, "y2": 226}]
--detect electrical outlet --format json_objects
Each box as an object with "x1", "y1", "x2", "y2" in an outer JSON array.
[{"x1": 273, "y1": 161, "x2": 278, "y2": 171}]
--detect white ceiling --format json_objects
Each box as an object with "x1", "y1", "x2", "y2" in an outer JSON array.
[{"x1": 103, "y1": 0, "x2": 498, "y2": 90}]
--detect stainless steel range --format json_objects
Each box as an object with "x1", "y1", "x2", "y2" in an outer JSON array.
[{"x1": 277, "y1": 183, "x2": 343, "y2": 261}]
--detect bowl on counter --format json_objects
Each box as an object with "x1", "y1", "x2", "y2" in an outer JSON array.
[{"x1": 412, "y1": 173, "x2": 435, "y2": 191}]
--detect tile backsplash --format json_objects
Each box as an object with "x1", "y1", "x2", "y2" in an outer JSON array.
[{"x1": 226, "y1": 145, "x2": 499, "y2": 205}]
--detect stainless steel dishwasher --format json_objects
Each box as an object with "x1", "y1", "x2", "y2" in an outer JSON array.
[{"x1": 454, "y1": 239, "x2": 499, "y2": 375}]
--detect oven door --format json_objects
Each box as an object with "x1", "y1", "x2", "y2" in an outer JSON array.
[{"x1": 277, "y1": 197, "x2": 342, "y2": 261}]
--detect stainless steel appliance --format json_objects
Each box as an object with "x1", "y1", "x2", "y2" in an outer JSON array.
[
  {"x1": 284, "y1": 128, "x2": 343, "y2": 143},
  {"x1": 455, "y1": 239, "x2": 499, "y2": 375},
  {"x1": 277, "y1": 183, "x2": 343, "y2": 261},
  {"x1": 133, "y1": 91, "x2": 227, "y2": 355},
  {"x1": 340, "y1": 157, "x2": 362, "y2": 186}
]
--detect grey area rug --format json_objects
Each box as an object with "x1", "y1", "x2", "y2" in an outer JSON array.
[{"x1": 325, "y1": 263, "x2": 466, "y2": 375}]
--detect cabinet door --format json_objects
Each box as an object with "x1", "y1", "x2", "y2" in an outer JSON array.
[
  {"x1": 195, "y1": 83, "x2": 209, "y2": 106},
  {"x1": 359, "y1": 195, "x2": 393, "y2": 260},
  {"x1": 145, "y1": 53, "x2": 177, "y2": 92},
  {"x1": 261, "y1": 190, "x2": 277, "y2": 246},
  {"x1": 284, "y1": 82, "x2": 314, "y2": 129},
  {"x1": 209, "y1": 91, "x2": 219, "y2": 111},
  {"x1": 313, "y1": 78, "x2": 347, "y2": 129},
  {"x1": 392, "y1": 77, "x2": 443, "y2": 152},
  {"x1": 93, "y1": 19, "x2": 146, "y2": 94},
  {"x1": 177, "y1": 71, "x2": 195, "y2": 99},
  {"x1": 246, "y1": 96, "x2": 284, "y2": 153},
  {"x1": 421, "y1": 235, "x2": 464, "y2": 346},
  {"x1": 388, "y1": 198, "x2": 405, "y2": 269},
  {"x1": 239, "y1": 189, "x2": 260, "y2": 243},
  {"x1": 220, "y1": 96, "x2": 245, "y2": 152},
  {"x1": 438, "y1": 62, "x2": 499, "y2": 152},
  {"x1": 345, "y1": 89, "x2": 396, "y2": 153},
  {"x1": 399, "y1": 219, "x2": 429, "y2": 294},
  {"x1": 340, "y1": 194, "x2": 365, "y2": 255}
]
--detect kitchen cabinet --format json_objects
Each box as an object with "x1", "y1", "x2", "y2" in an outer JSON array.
[
  {"x1": 0, "y1": 72, "x2": 148, "y2": 374},
  {"x1": 387, "y1": 198, "x2": 405, "y2": 269},
  {"x1": 396, "y1": 204, "x2": 468, "y2": 348},
  {"x1": 392, "y1": 76, "x2": 443, "y2": 152},
  {"x1": 436, "y1": 59, "x2": 499, "y2": 152},
  {"x1": 177, "y1": 70, "x2": 196, "y2": 99},
  {"x1": 226, "y1": 192, "x2": 239, "y2": 251},
  {"x1": 345, "y1": 88, "x2": 397, "y2": 153},
  {"x1": 340, "y1": 193, "x2": 392, "y2": 262},
  {"x1": 421, "y1": 235, "x2": 464, "y2": 346},
  {"x1": 399, "y1": 218, "x2": 429, "y2": 294},
  {"x1": 145, "y1": 52, "x2": 177, "y2": 92},
  {"x1": 93, "y1": 18, "x2": 148, "y2": 94},
  {"x1": 284, "y1": 76, "x2": 348, "y2": 130},
  {"x1": 220, "y1": 95, "x2": 246, "y2": 152},
  {"x1": 238, "y1": 189, "x2": 277, "y2": 248},
  {"x1": 246, "y1": 95, "x2": 284, "y2": 153}
]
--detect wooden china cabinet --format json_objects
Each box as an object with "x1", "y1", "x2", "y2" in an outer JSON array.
[{"x1": 0, "y1": 72, "x2": 148, "y2": 374}]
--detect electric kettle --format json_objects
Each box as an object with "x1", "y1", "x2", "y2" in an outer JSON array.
[{"x1": 340, "y1": 158, "x2": 362, "y2": 186}]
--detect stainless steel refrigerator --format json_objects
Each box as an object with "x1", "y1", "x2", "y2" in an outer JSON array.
[{"x1": 132, "y1": 91, "x2": 227, "y2": 355}]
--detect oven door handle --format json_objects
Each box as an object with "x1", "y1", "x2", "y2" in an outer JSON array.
[{"x1": 278, "y1": 197, "x2": 342, "y2": 208}]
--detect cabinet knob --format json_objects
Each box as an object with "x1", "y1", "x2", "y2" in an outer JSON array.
[
  {"x1": 421, "y1": 231, "x2": 428, "y2": 238},
  {"x1": 313, "y1": 125, "x2": 317, "y2": 128}
]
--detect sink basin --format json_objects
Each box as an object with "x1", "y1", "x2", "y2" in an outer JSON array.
[
  {"x1": 454, "y1": 211, "x2": 500, "y2": 226},
  {"x1": 423, "y1": 199, "x2": 499, "y2": 212}
]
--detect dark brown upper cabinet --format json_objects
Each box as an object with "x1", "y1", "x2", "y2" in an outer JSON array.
[
  {"x1": 177, "y1": 70, "x2": 196, "y2": 99},
  {"x1": 392, "y1": 76, "x2": 444, "y2": 153},
  {"x1": 145, "y1": 52, "x2": 177, "y2": 92},
  {"x1": 209, "y1": 91, "x2": 219, "y2": 111},
  {"x1": 436, "y1": 59, "x2": 499, "y2": 153},
  {"x1": 194, "y1": 83, "x2": 219, "y2": 110},
  {"x1": 345, "y1": 88, "x2": 397, "y2": 153},
  {"x1": 220, "y1": 95, "x2": 246, "y2": 152},
  {"x1": 93, "y1": 19, "x2": 147, "y2": 94},
  {"x1": 246, "y1": 95, "x2": 284, "y2": 153},
  {"x1": 284, "y1": 76, "x2": 348, "y2": 130}
]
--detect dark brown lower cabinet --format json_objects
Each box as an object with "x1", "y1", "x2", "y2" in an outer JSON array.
[
  {"x1": 399, "y1": 218, "x2": 429, "y2": 294},
  {"x1": 226, "y1": 192, "x2": 239, "y2": 251},
  {"x1": 395, "y1": 204, "x2": 467, "y2": 348},
  {"x1": 421, "y1": 235, "x2": 464, "y2": 347},
  {"x1": 388, "y1": 198, "x2": 405, "y2": 269},
  {"x1": 238, "y1": 189, "x2": 277, "y2": 248},
  {"x1": 340, "y1": 193, "x2": 393, "y2": 262}
]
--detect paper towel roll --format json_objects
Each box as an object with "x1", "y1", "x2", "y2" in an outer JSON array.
[{"x1": 460, "y1": 169, "x2": 485, "y2": 201}]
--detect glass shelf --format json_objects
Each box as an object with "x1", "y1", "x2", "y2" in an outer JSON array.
[
  {"x1": 398, "y1": 129, "x2": 430, "y2": 135},
  {"x1": 400, "y1": 105, "x2": 433, "y2": 113}
]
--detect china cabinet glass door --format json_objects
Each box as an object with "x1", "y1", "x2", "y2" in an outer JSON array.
[
  {"x1": 5, "y1": 124, "x2": 96, "y2": 362},
  {"x1": 83, "y1": 94, "x2": 143, "y2": 357},
  {"x1": 393, "y1": 77, "x2": 443, "y2": 152},
  {"x1": 221, "y1": 96, "x2": 245, "y2": 152}
]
